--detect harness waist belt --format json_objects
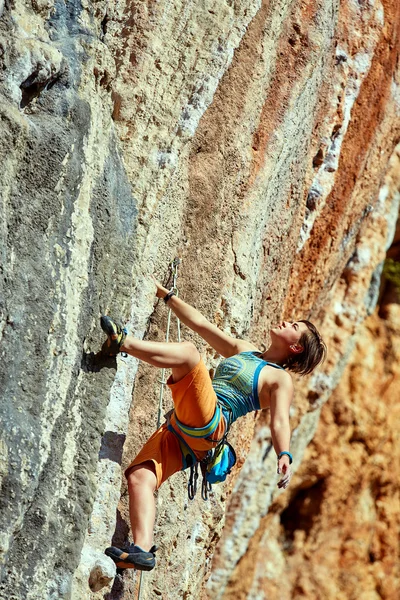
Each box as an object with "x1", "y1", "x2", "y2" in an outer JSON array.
[
  {"x1": 167, "y1": 404, "x2": 228, "y2": 472},
  {"x1": 173, "y1": 404, "x2": 221, "y2": 439}
]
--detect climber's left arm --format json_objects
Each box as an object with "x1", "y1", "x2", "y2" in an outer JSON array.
[
  {"x1": 152, "y1": 276, "x2": 258, "y2": 357},
  {"x1": 269, "y1": 371, "x2": 294, "y2": 490}
]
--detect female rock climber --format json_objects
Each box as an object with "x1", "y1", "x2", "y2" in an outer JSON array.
[{"x1": 102, "y1": 277, "x2": 326, "y2": 571}]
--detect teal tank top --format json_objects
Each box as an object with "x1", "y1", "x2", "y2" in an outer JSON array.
[{"x1": 211, "y1": 352, "x2": 285, "y2": 423}]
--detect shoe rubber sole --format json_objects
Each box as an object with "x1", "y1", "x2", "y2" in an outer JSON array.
[
  {"x1": 105, "y1": 548, "x2": 155, "y2": 572},
  {"x1": 100, "y1": 316, "x2": 119, "y2": 338},
  {"x1": 100, "y1": 316, "x2": 127, "y2": 356}
]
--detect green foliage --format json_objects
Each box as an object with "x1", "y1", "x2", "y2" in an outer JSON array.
[{"x1": 383, "y1": 258, "x2": 400, "y2": 291}]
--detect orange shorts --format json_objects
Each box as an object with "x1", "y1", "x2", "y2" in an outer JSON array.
[{"x1": 125, "y1": 359, "x2": 226, "y2": 489}]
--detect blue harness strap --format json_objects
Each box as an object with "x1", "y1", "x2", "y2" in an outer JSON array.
[{"x1": 167, "y1": 422, "x2": 197, "y2": 470}]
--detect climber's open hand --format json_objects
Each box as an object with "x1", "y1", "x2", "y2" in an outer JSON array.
[{"x1": 277, "y1": 456, "x2": 292, "y2": 490}]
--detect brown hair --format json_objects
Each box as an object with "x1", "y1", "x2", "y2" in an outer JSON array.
[{"x1": 283, "y1": 320, "x2": 327, "y2": 376}]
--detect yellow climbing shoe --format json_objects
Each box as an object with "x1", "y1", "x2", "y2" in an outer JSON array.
[{"x1": 100, "y1": 316, "x2": 127, "y2": 356}]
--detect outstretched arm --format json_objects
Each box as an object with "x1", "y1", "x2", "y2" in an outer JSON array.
[
  {"x1": 153, "y1": 277, "x2": 257, "y2": 358},
  {"x1": 269, "y1": 371, "x2": 294, "y2": 490}
]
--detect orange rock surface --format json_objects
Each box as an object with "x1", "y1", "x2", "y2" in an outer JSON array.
[{"x1": 221, "y1": 298, "x2": 400, "y2": 600}]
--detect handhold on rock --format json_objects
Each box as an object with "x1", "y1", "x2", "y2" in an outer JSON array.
[{"x1": 88, "y1": 556, "x2": 116, "y2": 592}]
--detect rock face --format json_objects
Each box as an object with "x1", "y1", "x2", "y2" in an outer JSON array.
[
  {"x1": 216, "y1": 300, "x2": 400, "y2": 600},
  {"x1": 0, "y1": 0, "x2": 399, "y2": 599}
]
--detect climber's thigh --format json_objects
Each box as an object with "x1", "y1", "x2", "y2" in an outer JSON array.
[
  {"x1": 167, "y1": 358, "x2": 218, "y2": 427},
  {"x1": 125, "y1": 425, "x2": 183, "y2": 490}
]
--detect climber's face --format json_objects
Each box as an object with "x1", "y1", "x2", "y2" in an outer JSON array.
[{"x1": 270, "y1": 321, "x2": 307, "y2": 353}]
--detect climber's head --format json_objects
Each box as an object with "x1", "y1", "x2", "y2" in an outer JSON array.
[{"x1": 270, "y1": 320, "x2": 326, "y2": 376}]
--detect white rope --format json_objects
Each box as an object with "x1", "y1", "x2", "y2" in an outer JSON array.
[
  {"x1": 156, "y1": 258, "x2": 181, "y2": 429},
  {"x1": 137, "y1": 569, "x2": 144, "y2": 599},
  {"x1": 138, "y1": 258, "x2": 181, "y2": 599}
]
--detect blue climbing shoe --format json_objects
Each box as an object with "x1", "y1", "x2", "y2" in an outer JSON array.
[
  {"x1": 105, "y1": 543, "x2": 158, "y2": 571},
  {"x1": 100, "y1": 315, "x2": 127, "y2": 356}
]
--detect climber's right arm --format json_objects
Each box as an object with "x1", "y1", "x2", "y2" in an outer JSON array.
[{"x1": 152, "y1": 277, "x2": 257, "y2": 358}]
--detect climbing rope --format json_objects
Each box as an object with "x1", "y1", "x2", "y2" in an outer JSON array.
[
  {"x1": 137, "y1": 568, "x2": 145, "y2": 599},
  {"x1": 156, "y1": 258, "x2": 181, "y2": 429},
  {"x1": 138, "y1": 258, "x2": 181, "y2": 600}
]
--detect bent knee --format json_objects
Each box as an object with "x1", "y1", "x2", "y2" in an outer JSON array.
[
  {"x1": 181, "y1": 341, "x2": 200, "y2": 367},
  {"x1": 127, "y1": 462, "x2": 157, "y2": 491}
]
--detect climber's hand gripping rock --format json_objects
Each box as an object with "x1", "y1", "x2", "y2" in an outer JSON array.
[{"x1": 151, "y1": 274, "x2": 169, "y2": 299}]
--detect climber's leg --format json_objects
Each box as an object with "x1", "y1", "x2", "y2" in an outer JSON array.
[
  {"x1": 101, "y1": 315, "x2": 200, "y2": 381},
  {"x1": 126, "y1": 463, "x2": 157, "y2": 551},
  {"x1": 167, "y1": 359, "x2": 224, "y2": 433},
  {"x1": 105, "y1": 427, "x2": 183, "y2": 570},
  {"x1": 121, "y1": 336, "x2": 200, "y2": 382},
  {"x1": 104, "y1": 464, "x2": 158, "y2": 570}
]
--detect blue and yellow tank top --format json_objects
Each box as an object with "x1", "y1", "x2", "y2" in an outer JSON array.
[{"x1": 212, "y1": 352, "x2": 285, "y2": 423}]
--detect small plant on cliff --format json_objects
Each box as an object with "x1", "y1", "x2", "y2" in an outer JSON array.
[{"x1": 382, "y1": 258, "x2": 400, "y2": 292}]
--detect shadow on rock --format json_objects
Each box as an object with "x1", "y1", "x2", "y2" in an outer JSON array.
[
  {"x1": 111, "y1": 509, "x2": 130, "y2": 548},
  {"x1": 104, "y1": 572, "x2": 125, "y2": 600},
  {"x1": 82, "y1": 350, "x2": 118, "y2": 373},
  {"x1": 262, "y1": 443, "x2": 273, "y2": 462}
]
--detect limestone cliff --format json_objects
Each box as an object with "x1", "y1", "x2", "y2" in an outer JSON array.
[
  {"x1": 218, "y1": 281, "x2": 400, "y2": 600},
  {"x1": 0, "y1": 0, "x2": 399, "y2": 599}
]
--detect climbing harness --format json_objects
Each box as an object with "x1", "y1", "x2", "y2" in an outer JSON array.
[
  {"x1": 166, "y1": 392, "x2": 236, "y2": 500},
  {"x1": 168, "y1": 409, "x2": 236, "y2": 501},
  {"x1": 171, "y1": 404, "x2": 236, "y2": 501},
  {"x1": 173, "y1": 404, "x2": 222, "y2": 440}
]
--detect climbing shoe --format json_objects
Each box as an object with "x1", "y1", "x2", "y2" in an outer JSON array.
[
  {"x1": 105, "y1": 543, "x2": 158, "y2": 571},
  {"x1": 100, "y1": 315, "x2": 127, "y2": 356}
]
